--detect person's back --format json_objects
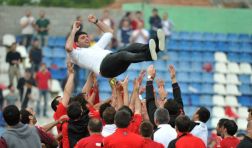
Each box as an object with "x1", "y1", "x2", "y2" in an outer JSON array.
[
  {"x1": 174, "y1": 133, "x2": 205, "y2": 148},
  {"x1": 220, "y1": 119, "x2": 240, "y2": 148},
  {"x1": 220, "y1": 136, "x2": 240, "y2": 148}
]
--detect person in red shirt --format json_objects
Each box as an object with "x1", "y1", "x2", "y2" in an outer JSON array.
[
  {"x1": 220, "y1": 119, "x2": 240, "y2": 148},
  {"x1": 168, "y1": 115, "x2": 205, "y2": 148},
  {"x1": 35, "y1": 63, "x2": 51, "y2": 117},
  {"x1": 140, "y1": 121, "x2": 164, "y2": 148},
  {"x1": 103, "y1": 110, "x2": 144, "y2": 148},
  {"x1": 75, "y1": 118, "x2": 104, "y2": 148}
]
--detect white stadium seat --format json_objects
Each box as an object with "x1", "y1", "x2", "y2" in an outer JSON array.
[
  {"x1": 238, "y1": 107, "x2": 248, "y2": 118},
  {"x1": 237, "y1": 119, "x2": 247, "y2": 130},
  {"x1": 226, "y1": 85, "x2": 240, "y2": 96},
  {"x1": 227, "y1": 62, "x2": 240, "y2": 74},
  {"x1": 240, "y1": 63, "x2": 252, "y2": 74},
  {"x1": 214, "y1": 84, "x2": 226, "y2": 95},
  {"x1": 215, "y1": 52, "x2": 228, "y2": 63},
  {"x1": 224, "y1": 96, "x2": 239, "y2": 107},
  {"x1": 213, "y1": 95, "x2": 225, "y2": 106},
  {"x1": 212, "y1": 106, "x2": 225, "y2": 118},
  {"x1": 226, "y1": 74, "x2": 240, "y2": 85},
  {"x1": 51, "y1": 79, "x2": 63, "y2": 93},
  {"x1": 214, "y1": 73, "x2": 226, "y2": 84},
  {"x1": 215, "y1": 63, "x2": 227, "y2": 73}
]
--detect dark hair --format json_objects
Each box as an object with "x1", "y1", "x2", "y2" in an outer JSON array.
[
  {"x1": 175, "y1": 115, "x2": 191, "y2": 133},
  {"x1": 152, "y1": 8, "x2": 158, "y2": 12},
  {"x1": 99, "y1": 102, "x2": 111, "y2": 119},
  {"x1": 118, "y1": 105, "x2": 133, "y2": 117},
  {"x1": 140, "y1": 121, "x2": 154, "y2": 138},
  {"x1": 51, "y1": 96, "x2": 61, "y2": 112},
  {"x1": 71, "y1": 93, "x2": 88, "y2": 112},
  {"x1": 102, "y1": 107, "x2": 116, "y2": 124},
  {"x1": 67, "y1": 102, "x2": 82, "y2": 120},
  {"x1": 25, "y1": 68, "x2": 32, "y2": 73},
  {"x1": 154, "y1": 108, "x2": 170, "y2": 124},
  {"x1": 8, "y1": 84, "x2": 13, "y2": 89},
  {"x1": 74, "y1": 31, "x2": 88, "y2": 42},
  {"x1": 88, "y1": 118, "x2": 102, "y2": 133},
  {"x1": 196, "y1": 107, "x2": 210, "y2": 123},
  {"x1": 248, "y1": 108, "x2": 252, "y2": 116},
  {"x1": 136, "y1": 11, "x2": 141, "y2": 14},
  {"x1": 164, "y1": 99, "x2": 180, "y2": 116},
  {"x1": 223, "y1": 120, "x2": 238, "y2": 136},
  {"x1": 20, "y1": 109, "x2": 32, "y2": 124},
  {"x1": 114, "y1": 110, "x2": 131, "y2": 128},
  {"x1": 3, "y1": 105, "x2": 20, "y2": 126},
  {"x1": 218, "y1": 118, "x2": 229, "y2": 128}
]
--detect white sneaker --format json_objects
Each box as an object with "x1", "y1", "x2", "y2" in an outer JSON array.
[
  {"x1": 157, "y1": 29, "x2": 165, "y2": 51},
  {"x1": 149, "y1": 39, "x2": 157, "y2": 61}
]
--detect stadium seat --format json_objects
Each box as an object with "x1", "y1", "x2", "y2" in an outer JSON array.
[
  {"x1": 177, "y1": 72, "x2": 190, "y2": 82},
  {"x1": 188, "y1": 83, "x2": 201, "y2": 93},
  {"x1": 191, "y1": 62, "x2": 202, "y2": 72},
  {"x1": 42, "y1": 57, "x2": 52, "y2": 67},
  {"x1": 226, "y1": 74, "x2": 240, "y2": 85},
  {"x1": 216, "y1": 42, "x2": 228, "y2": 52},
  {"x1": 52, "y1": 58, "x2": 66, "y2": 68},
  {"x1": 238, "y1": 107, "x2": 249, "y2": 118},
  {"x1": 50, "y1": 79, "x2": 62, "y2": 92},
  {"x1": 226, "y1": 85, "x2": 241, "y2": 96},
  {"x1": 239, "y1": 75, "x2": 251, "y2": 84},
  {"x1": 191, "y1": 94, "x2": 200, "y2": 106},
  {"x1": 227, "y1": 62, "x2": 240, "y2": 74},
  {"x1": 211, "y1": 117, "x2": 221, "y2": 129},
  {"x1": 224, "y1": 96, "x2": 239, "y2": 107},
  {"x1": 213, "y1": 95, "x2": 225, "y2": 106},
  {"x1": 167, "y1": 51, "x2": 178, "y2": 61},
  {"x1": 16, "y1": 45, "x2": 28, "y2": 58},
  {"x1": 203, "y1": 41, "x2": 215, "y2": 51},
  {"x1": 239, "y1": 34, "x2": 250, "y2": 41},
  {"x1": 191, "y1": 32, "x2": 203, "y2": 40},
  {"x1": 214, "y1": 73, "x2": 226, "y2": 84},
  {"x1": 167, "y1": 40, "x2": 178, "y2": 50},
  {"x1": 228, "y1": 42, "x2": 240, "y2": 52},
  {"x1": 214, "y1": 52, "x2": 228, "y2": 63},
  {"x1": 240, "y1": 63, "x2": 252, "y2": 74},
  {"x1": 237, "y1": 119, "x2": 247, "y2": 130},
  {"x1": 191, "y1": 41, "x2": 203, "y2": 51},
  {"x1": 227, "y1": 33, "x2": 239, "y2": 41},
  {"x1": 240, "y1": 53, "x2": 252, "y2": 63},
  {"x1": 179, "y1": 51, "x2": 191, "y2": 61},
  {"x1": 184, "y1": 106, "x2": 197, "y2": 117},
  {"x1": 238, "y1": 96, "x2": 251, "y2": 106},
  {"x1": 99, "y1": 92, "x2": 111, "y2": 100},
  {"x1": 128, "y1": 63, "x2": 142, "y2": 71},
  {"x1": 212, "y1": 107, "x2": 225, "y2": 118},
  {"x1": 154, "y1": 60, "x2": 167, "y2": 71},
  {"x1": 125, "y1": 71, "x2": 138, "y2": 81},
  {"x1": 179, "y1": 32, "x2": 191, "y2": 40},
  {"x1": 202, "y1": 52, "x2": 214, "y2": 62},
  {"x1": 213, "y1": 84, "x2": 226, "y2": 95},
  {"x1": 202, "y1": 73, "x2": 214, "y2": 83},
  {"x1": 239, "y1": 85, "x2": 252, "y2": 95},
  {"x1": 99, "y1": 81, "x2": 111, "y2": 92},
  {"x1": 240, "y1": 43, "x2": 252, "y2": 52},
  {"x1": 200, "y1": 95, "x2": 213, "y2": 106},
  {"x1": 191, "y1": 52, "x2": 202, "y2": 62},
  {"x1": 189, "y1": 73, "x2": 202, "y2": 82},
  {"x1": 215, "y1": 33, "x2": 227, "y2": 41},
  {"x1": 55, "y1": 37, "x2": 66, "y2": 47},
  {"x1": 203, "y1": 32, "x2": 215, "y2": 41},
  {"x1": 227, "y1": 53, "x2": 239, "y2": 62},
  {"x1": 52, "y1": 48, "x2": 66, "y2": 58},
  {"x1": 50, "y1": 69, "x2": 66, "y2": 80},
  {"x1": 215, "y1": 63, "x2": 227, "y2": 73},
  {"x1": 179, "y1": 83, "x2": 189, "y2": 94},
  {"x1": 47, "y1": 37, "x2": 56, "y2": 47},
  {"x1": 177, "y1": 62, "x2": 191, "y2": 72},
  {"x1": 201, "y1": 84, "x2": 214, "y2": 94},
  {"x1": 42, "y1": 46, "x2": 52, "y2": 57}
]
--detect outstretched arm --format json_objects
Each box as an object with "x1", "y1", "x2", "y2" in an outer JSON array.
[
  {"x1": 65, "y1": 21, "x2": 80, "y2": 52},
  {"x1": 88, "y1": 14, "x2": 113, "y2": 34},
  {"x1": 62, "y1": 63, "x2": 75, "y2": 107}
]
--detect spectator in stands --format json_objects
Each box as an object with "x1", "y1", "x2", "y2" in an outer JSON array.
[
  {"x1": 35, "y1": 63, "x2": 52, "y2": 117},
  {"x1": 75, "y1": 118, "x2": 103, "y2": 148},
  {"x1": 117, "y1": 19, "x2": 132, "y2": 47},
  {"x1": 135, "y1": 11, "x2": 144, "y2": 26},
  {"x1": 102, "y1": 107, "x2": 116, "y2": 137},
  {"x1": 101, "y1": 9, "x2": 114, "y2": 30},
  {"x1": 237, "y1": 120, "x2": 252, "y2": 148},
  {"x1": 1, "y1": 105, "x2": 41, "y2": 148},
  {"x1": 20, "y1": 10, "x2": 35, "y2": 48},
  {"x1": 220, "y1": 119, "x2": 240, "y2": 148},
  {"x1": 168, "y1": 115, "x2": 205, "y2": 148},
  {"x1": 130, "y1": 21, "x2": 149, "y2": 44},
  {"x1": 149, "y1": 8, "x2": 162, "y2": 38},
  {"x1": 5, "y1": 40, "x2": 22, "y2": 85},
  {"x1": 17, "y1": 68, "x2": 36, "y2": 102},
  {"x1": 61, "y1": 101, "x2": 89, "y2": 148},
  {"x1": 21, "y1": 79, "x2": 39, "y2": 109},
  {"x1": 140, "y1": 121, "x2": 164, "y2": 148},
  {"x1": 119, "y1": 11, "x2": 131, "y2": 29},
  {"x1": 248, "y1": 108, "x2": 252, "y2": 121},
  {"x1": 153, "y1": 108, "x2": 177, "y2": 147},
  {"x1": 36, "y1": 10, "x2": 50, "y2": 47},
  {"x1": 20, "y1": 108, "x2": 58, "y2": 148},
  {"x1": 4, "y1": 84, "x2": 18, "y2": 106},
  {"x1": 76, "y1": 15, "x2": 83, "y2": 32},
  {"x1": 162, "y1": 12, "x2": 174, "y2": 39},
  {"x1": 29, "y1": 38, "x2": 42, "y2": 74},
  {"x1": 103, "y1": 110, "x2": 144, "y2": 147},
  {"x1": 190, "y1": 106, "x2": 210, "y2": 146}
]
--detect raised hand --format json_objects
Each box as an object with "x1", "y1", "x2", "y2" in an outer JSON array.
[
  {"x1": 72, "y1": 21, "x2": 81, "y2": 33},
  {"x1": 169, "y1": 64, "x2": 176, "y2": 80},
  {"x1": 147, "y1": 65, "x2": 156, "y2": 80},
  {"x1": 67, "y1": 62, "x2": 74, "y2": 74},
  {"x1": 120, "y1": 76, "x2": 129, "y2": 89},
  {"x1": 88, "y1": 14, "x2": 97, "y2": 23},
  {"x1": 137, "y1": 70, "x2": 146, "y2": 85}
]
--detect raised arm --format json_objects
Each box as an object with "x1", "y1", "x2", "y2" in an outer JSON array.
[
  {"x1": 82, "y1": 72, "x2": 95, "y2": 94},
  {"x1": 65, "y1": 21, "x2": 80, "y2": 52},
  {"x1": 62, "y1": 63, "x2": 75, "y2": 107},
  {"x1": 88, "y1": 14, "x2": 113, "y2": 34},
  {"x1": 120, "y1": 76, "x2": 129, "y2": 106}
]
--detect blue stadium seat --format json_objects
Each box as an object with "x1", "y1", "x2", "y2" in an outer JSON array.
[
  {"x1": 116, "y1": 73, "x2": 126, "y2": 81},
  {"x1": 154, "y1": 60, "x2": 167, "y2": 71},
  {"x1": 42, "y1": 57, "x2": 52, "y2": 67},
  {"x1": 47, "y1": 37, "x2": 56, "y2": 47},
  {"x1": 182, "y1": 97, "x2": 191, "y2": 106},
  {"x1": 228, "y1": 53, "x2": 240, "y2": 62},
  {"x1": 179, "y1": 32, "x2": 191, "y2": 40},
  {"x1": 227, "y1": 33, "x2": 239, "y2": 41},
  {"x1": 215, "y1": 33, "x2": 227, "y2": 41},
  {"x1": 177, "y1": 72, "x2": 190, "y2": 82},
  {"x1": 239, "y1": 85, "x2": 252, "y2": 95},
  {"x1": 240, "y1": 43, "x2": 252, "y2": 52},
  {"x1": 141, "y1": 61, "x2": 153, "y2": 69},
  {"x1": 239, "y1": 34, "x2": 250, "y2": 41},
  {"x1": 229, "y1": 42, "x2": 240, "y2": 52},
  {"x1": 178, "y1": 41, "x2": 191, "y2": 50},
  {"x1": 128, "y1": 63, "x2": 142, "y2": 71},
  {"x1": 191, "y1": 52, "x2": 203, "y2": 62},
  {"x1": 99, "y1": 80, "x2": 111, "y2": 92},
  {"x1": 202, "y1": 73, "x2": 214, "y2": 83},
  {"x1": 191, "y1": 94, "x2": 200, "y2": 106},
  {"x1": 52, "y1": 58, "x2": 66, "y2": 68},
  {"x1": 177, "y1": 62, "x2": 191, "y2": 72},
  {"x1": 168, "y1": 51, "x2": 178, "y2": 61},
  {"x1": 55, "y1": 37, "x2": 66, "y2": 47},
  {"x1": 200, "y1": 95, "x2": 213, "y2": 106},
  {"x1": 52, "y1": 48, "x2": 66, "y2": 58},
  {"x1": 190, "y1": 73, "x2": 202, "y2": 82},
  {"x1": 167, "y1": 40, "x2": 178, "y2": 50},
  {"x1": 171, "y1": 32, "x2": 179, "y2": 40},
  {"x1": 179, "y1": 83, "x2": 189, "y2": 93},
  {"x1": 216, "y1": 42, "x2": 228, "y2": 52},
  {"x1": 240, "y1": 53, "x2": 252, "y2": 63},
  {"x1": 79, "y1": 69, "x2": 86, "y2": 80},
  {"x1": 50, "y1": 68, "x2": 66, "y2": 80},
  {"x1": 42, "y1": 47, "x2": 52, "y2": 57},
  {"x1": 238, "y1": 96, "x2": 251, "y2": 106},
  {"x1": 189, "y1": 83, "x2": 202, "y2": 93},
  {"x1": 239, "y1": 75, "x2": 251, "y2": 84},
  {"x1": 203, "y1": 32, "x2": 215, "y2": 41},
  {"x1": 184, "y1": 106, "x2": 197, "y2": 117},
  {"x1": 191, "y1": 41, "x2": 203, "y2": 51},
  {"x1": 202, "y1": 52, "x2": 214, "y2": 62},
  {"x1": 191, "y1": 32, "x2": 203, "y2": 40},
  {"x1": 203, "y1": 41, "x2": 216, "y2": 51},
  {"x1": 125, "y1": 70, "x2": 139, "y2": 81},
  {"x1": 191, "y1": 62, "x2": 202, "y2": 72},
  {"x1": 201, "y1": 84, "x2": 213, "y2": 94},
  {"x1": 179, "y1": 51, "x2": 191, "y2": 61}
]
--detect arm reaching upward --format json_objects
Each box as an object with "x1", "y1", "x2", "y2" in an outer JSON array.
[
  {"x1": 65, "y1": 21, "x2": 80, "y2": 52},
  {"x1": 88, "y1": 14, "x2": 113, "y2": 34},
  {"x1": 62, "y1": 63, "x2": 75, "y2": 107}
]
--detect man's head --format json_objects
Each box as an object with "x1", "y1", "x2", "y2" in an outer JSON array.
[
  {"x1": 8, "y1": 84, "x2": 15, "y2": 92},
  {"x1": 71, "y1": 93, "x2": 88, "y2": 112},
  {"x1": 25, "y1": 10, "x2": 31, "y2": 17},
  {"x1": 76, "y1": 16, "x2": 83, "y2": 22},
  {"x1": 164, "y1": 99, "x2": 180, "y2": 116},
  {"x1": 88, "y1": 118, "x2": 103, "y2": 134},
  {"x1": 140, "y1": 121, "x2": 154, "y2": 138},
  {"x1": 102, "y1": 107, "x2": 116, "y2": 125},
  {"x1": 223, "y1": 119, "x2": 238, "y2": 137},
  {"x1": 32, "y1": 38, "x2": 40, "y2": 48},
  {"x1": 99, "y1": 102, "x2": 112, "y2": 119},
  {"x1": 25, "y1": 79, "x2": 34, "y2": 88},
  {"x1": 152, "y1": 8, "x2": 158, "y2": 16},
  {"x1": 247, "y1": 120, "x2": 252, "y2": 138},
  {"x1": 40, "y1": 63, "x2": 47, "y2": 72},
  {"x1": 248, "y1": 108, "x2": 252, "y2": 121},
  {"x1": 114, "y1": 110, "x2": 131, "y2": 128},
  {"x1": 24, "y1": 68, "x2": 32, "y2": 79},
  {"x1": 163, "y1": 12, "x2": 168, "y2": 20},
  {"x1": 10, "y1": 42, "x2": 17, "y2": 51},
  {"x1": 39, "y1": 10, "x2": 45, "y2": 18},
  {"x1": 122, "y1": 19, "x2": 130, "y2": 28},
  {"x1": 135, "y1": 11, "x2": 142, "y2": 19},
  {"x1": 51, "y1": 96, "x2": 62, "y2": 112},
  {"x1": 3, "y1": 105, "x2": 20, "y2": 126},
  {"x1": 137, "y1": 21, "x2": 144, "y2": 29},
  {"x1": 20, "y1": 108, "x2": 37, "y2": 125},
  {"x1": 118, "y1": 105, "x2": 133, "y2": 118},
  {"x1": 74, "y1": 31, "x2": 90, "y2": 48},
  {"x1": 67, "y1": 101, "x2": 83, "y2": 120},
  {"x1": 175, "y1": 115, "x2": 191, "y2": 133},
  {"x1": 154, "y1": 108, "x2": 170, "y2": 125},
  {"x1": 192, "y1": 107, "x2": 210, "y2": 123},
  {"x1": 216, "y1": 118, "x2": 229, "y2": 137},
  {"x1": 103, "y1": 9, "x2": 110, "y2": 18}
]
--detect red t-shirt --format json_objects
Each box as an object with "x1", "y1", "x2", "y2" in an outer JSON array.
[
  {"x1": 127, "y1": 114, "x2": 142, "y2": 134},
  {"x1": 143, "y1": 138, "x2": 164, "y2": 148},
  {"x1": 62, "y1": 122, "x2": 70, "y2": 148},
  {"x1": 87, "y1": 104, "x2": 100, "y2": 119},
  {"x1": 36, "y1": 70, "x2": 51, "y2": 90},
  {"x1": 220, "y1": 137, "x2": 240, "y2": 148},
  {"x1": 75, "y1": 134, "x2": 103, "y2": 148},
  {"x1": 175, "y1": 133, "x2": 205, "y2": 148},
  {"x1": 53, "y1": 102, "x2": 67, "y2": 133},
  {"x1": 104, "y1": 128, "x2": 144, "y2": 148}
]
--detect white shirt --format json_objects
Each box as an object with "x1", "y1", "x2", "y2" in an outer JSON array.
[
  {"x1": 190, "y1": 121, "x2": 208, "y2": 146},
  {"x1": 20, "y1": 16, "x2": 35, "y2": 34},
  {"x1": 154, "y1": 124, "x2": 177, "y2": 148},
  {"x1": 162, "y1": 19, "x2": 173, "y2": 36},
  {"x1": 69, "y1": 32, "x2": 113, "y2": 75},
  {"x1": 102, "y1": 124, "x2": 117, "y2": 137},
  {"x1": 131, "y1": 29, "x2": 149, "y2": 44}
]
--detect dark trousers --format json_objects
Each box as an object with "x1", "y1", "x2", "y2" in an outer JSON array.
[
  {"x1": 100, "y1": 43, "x2": 153, "y2": 78},
  {"x1": 22, "y1": 34, "x2": 33, "y2": 48}
]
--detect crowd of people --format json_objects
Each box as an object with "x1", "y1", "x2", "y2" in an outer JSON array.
[{"x1": 0, "y1": 8, "x2": 251, "y2": 148}]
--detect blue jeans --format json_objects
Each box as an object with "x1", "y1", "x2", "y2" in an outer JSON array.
[{"x1": 36, "y1": 90, "x2": 49, "y2": 116}]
